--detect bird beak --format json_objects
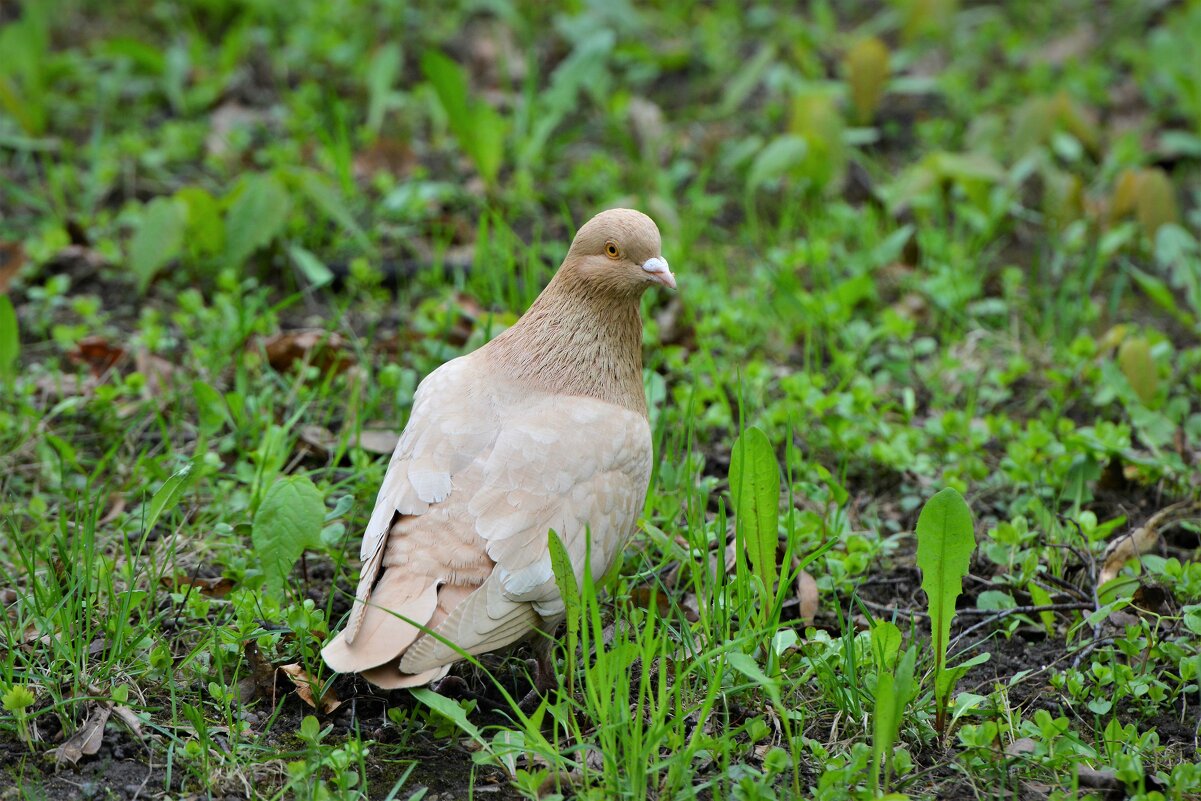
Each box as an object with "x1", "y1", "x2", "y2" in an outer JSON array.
[{"x1": 641, "y1": 257, "x2": 676, "y2": 289}]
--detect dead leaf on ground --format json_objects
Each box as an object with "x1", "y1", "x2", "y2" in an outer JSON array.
[
  {"x1": 239, "y1": 642, "x2": 280, "y2": 706},
  {"x1": 98, "y1": 494, "x2": 126, "y2": 525},
  {"x1": 54, "y1": 704, "x2": 111, "y2": 765},
  {"x1": 67, "y1": 336, "x2": 126, "y2": 377},
  {"x1": 1006, "y1": 736, "x2": 1037, "y2": 756},
  {"x1": 796, "y1": 569, "x2": 819, "y2": 626},
  {"x1": 261, "y1": 330, "x2": 354, "y2": 375},
  {"x1": 1100, "y1": 499, "x2": 1201, "y2": 585},
  {"x1": 134, "y1": 348, "x2": 176, "y2": 397},
  {"x1": 353, "y1": 138, "x2": 416, "y2": 181},
  {"x1": 0, "y1": 241, "x2": 25, "y2": 294},
  {"x1": 298, "y1": 425, "x2": 337, "y2": 458},
  {"x1": 160, "y1": 573, "x2": 237, "y2": 598},
  {"x1": 109, "y1": 704, "x2": 144, "y2": 738},
  {"x1": 43, "y1": 245, "x2": 107, "y2": 281},
  {"x1": 33, "y1": 372, "x2": 98, "y2": 401},
  {"x1": 352, "y1": 428, "x2": 400, "y2": 455},
  {"x1": 206, "y1": 102, "x2": 276, "y2": 159},
  {"x1": 279, "y1": 663, "x2": 341, "y2": 714}
]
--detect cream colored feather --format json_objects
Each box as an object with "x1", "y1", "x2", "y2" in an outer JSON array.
[{"x1": 321, "y1": 209, "x2": 674, "y2": 689}]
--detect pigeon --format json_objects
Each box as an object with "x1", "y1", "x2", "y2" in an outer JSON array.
[{"x1": 322, "y1": 208, "x2": 675, "y2": 692}]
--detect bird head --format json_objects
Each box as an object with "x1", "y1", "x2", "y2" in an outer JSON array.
[{"x1": 564, "y1": 208, "x2": 676, "y2": 294}]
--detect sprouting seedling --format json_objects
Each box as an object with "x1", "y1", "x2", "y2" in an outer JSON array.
[{"x1": 915, "y1": 487, "x2": 976, "y2": 736}]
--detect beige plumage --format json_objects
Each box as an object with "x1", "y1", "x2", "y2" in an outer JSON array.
[{"x1": 322, "y1": 209, "x2": 675, "y2": 690}]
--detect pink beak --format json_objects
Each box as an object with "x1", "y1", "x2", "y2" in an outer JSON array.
[{"x1": 641, "y1": 257, "x2": 676, "y2": 289}]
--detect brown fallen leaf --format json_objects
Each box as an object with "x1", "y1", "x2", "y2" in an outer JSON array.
[
  {"x1": 160, "y1": 573, "x2": 236, "y2": 598},
  {"x1": 261, "y1": 330, "x2": 354, "y2": 375},
  {"x1": 33, "y1": 372, "x2": 98, "y2": 401},
  {"x1": 109, "y1": 704, "x2": 144, "y2": 738},
  {"x1": 298, "y1": 425, "x2": 337, "y2": 458},
  {"x1": 98, "y1": 494, "x2": 126, "y2": 525},
  {"x1": 134, "y1": 348, "x2": 176, "y2": 398},
  {"x1": 279, "y1": 663, "x2": 341, "y2": 714},
  {"x1": 1100, "y1": 500, "x2": 1201, "y2": 584},
  {"x1": 67, "y1": 336, "x2": 126, "y2": 377},
  {"x1": 0, "y1": 241, "x2": 25, "y2": 294},
  {"x1": 796, "y1": 570, "x2": 819, "y2": 626},
  {"x1": 352, "y1": 428, "x2": 400, "y2": 455},
  {"x1": 239, "y1": 642, "x2": 280, "y2": 705},
  {"x1": 54, "y1": 704, "x2": 111, "y2": 765}
]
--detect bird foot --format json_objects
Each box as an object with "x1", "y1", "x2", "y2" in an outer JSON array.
[{"x1": 516, "y1": 646, "x2": 559, "y2": 713}]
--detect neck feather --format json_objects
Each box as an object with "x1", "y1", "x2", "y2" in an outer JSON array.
[{"x1": 483, "y1": 267, "x2": 647, "y2": 417}]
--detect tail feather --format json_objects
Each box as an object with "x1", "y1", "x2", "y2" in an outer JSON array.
[{"x1": 322, "y1": 571, "x2": 439, "y2": 673}]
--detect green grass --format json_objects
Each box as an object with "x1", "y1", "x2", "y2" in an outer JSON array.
[{"x1": 3, "y1": 0, "x2": 1201, "y2": 798}]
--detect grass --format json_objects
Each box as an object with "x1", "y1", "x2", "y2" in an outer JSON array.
[{"x1": 2, "y1": 0, "x2": 1201, "y2": 798}]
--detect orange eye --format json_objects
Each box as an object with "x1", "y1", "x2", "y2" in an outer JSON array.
[{"x1": 605, "y1": 242, "x2": 620, "y2": 259}]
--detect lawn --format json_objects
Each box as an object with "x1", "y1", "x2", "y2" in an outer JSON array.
[{"x1": 2, "y1": 1, "x2": 1201, "y2": 799}]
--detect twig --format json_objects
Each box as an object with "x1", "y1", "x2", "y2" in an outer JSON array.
[{"x1": 950, "y1": 602, "x2": 1093, "y2": 653}]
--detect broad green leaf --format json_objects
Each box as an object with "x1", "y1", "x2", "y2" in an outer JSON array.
[
  {"x1": 872, "y1": 671, "x2": 897, "y2": 794},
  {"x1": 726, "y1": 651, "x2": 780, "y2": 706},
  {"x1": 252, "y1": 476, "x2": 325, "y2": 593},
  {"x1": 915, "y1": 487, "x2": 975, "y2": 731},
  {"x1": 0, "y1": 294, "x2": 17, "y2": 385},
  {"x1": 1118, "y1": 336, "x2": 1159, "y2": 405},
  {"x1": 935, "y1": 651, "x2": 990, "y2": 702},
  {"x1": 747, "y1": 135, "x2": 808, "y2": 193},
  {"x1": 224, "y1": 173, "x2": 291, "y2": 267},
  {"x1": 143, "y1": 462, "x2": 196, "y2": 534},
  {"x1": 294, "y1": 170, "x2": 372, "y2": 252},
  {"x1": 129, "y1": 196, "x2": 186, "y2": 292},
  {"x1": 547, "y1": 528, "x2": 580, "y2": 656},
  {"x1": 470, "y1": 102, "x2": 506, "y2": 186},
  {"x1": 410, "y1": 687, "x2": 486, "y2": 747},
  {"x1": 287, "y1": 244, "x2": 334, "y2": 289},
  {"x1": 177, "y1": 186, "x2": 225, "y2": 258},
  {"x1": 1028, "y1": 581, "x2": 1055, "y2": 634},
  {"x1": 729, "y1": 426, "x2": 780, "y2": 598},
  {"x1": 192, "y1": 380, "x2": 228, "y2": 435},
  {"x1": 365, "y1": 42, "x2": 402, "y2": 136},
  {"x1": 421, "y1": 50, "x2": 472, "y2": 144},
  {"x1": 870, "y1": 619, "x2": 903, "y2": 673}
]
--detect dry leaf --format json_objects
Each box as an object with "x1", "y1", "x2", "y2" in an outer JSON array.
[
  {"x1": 110, "y1": 704, "x2": 144, "y2": 738},
  {"x1": 0, "y1": 241, "x2": 25, "y2": 294},
  {"x1": 206, "y1": 102, "x2": 275, "y2": 159},
  {"x1": 279, "y1": 663, "x2": 341, "y2": 714},
  {"x1": 54, "y1": 704, "x2": 111, "y2": 765},
  {"x1": 67, "y1": 336, "x2": 126, "y2": 377},
  {"x1": 1100, "y1": 500, "x2": 1201, "y2": 584},
  {"x1": 98, "y1": 494, "x2": 126, "y2": 525},
  {"x1": 262, "y1": 330, "x2": 353, "y2": 374},
  {"x1": 134, "y1": 348, "x2": 176, "y2": 398},
  {"x1": 352, "y1": 428, "x2": 400, "y2": 455},
  {"x1": 161, "y1": 573, "x2": 236, "y2": 598},
  {"x1": 796, "y1": 570, "x2": 819, "y2": 626},
  {"x1": 298, "y1": 425, "x2": 337, "y2": 458},
  {"x1": 239, "y1": 642, "x2": 280, "y2": 705}
]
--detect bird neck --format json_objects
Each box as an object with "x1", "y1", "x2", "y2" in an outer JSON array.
[{"x1": 485, "y1": 268, "x2": 648, "y2": 417}]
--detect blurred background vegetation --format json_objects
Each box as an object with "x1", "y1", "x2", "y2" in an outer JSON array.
[{"x1": 3, "y1": 0, "x2": 1201, "y2": 798}]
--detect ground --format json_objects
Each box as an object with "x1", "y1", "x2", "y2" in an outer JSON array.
[{"x1": 2, "y1": 0, "x2": 1201, "y2": 799}]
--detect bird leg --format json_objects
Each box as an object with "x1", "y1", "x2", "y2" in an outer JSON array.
[{"x1": 517, "y1": 635, "x2": 559, "y2": 713}]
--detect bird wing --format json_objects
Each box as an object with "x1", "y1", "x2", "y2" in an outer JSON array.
[
  {"x1": 399, "y1": 395, "x2": 652, "y2": 673},
  {"x1": 342, "y1": 355, "x2": 500, "y2": 643}
]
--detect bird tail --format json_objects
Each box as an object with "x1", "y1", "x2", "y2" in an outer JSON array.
[{"x1": 321, "y1": 569, "x2": 439, "y2": 674}]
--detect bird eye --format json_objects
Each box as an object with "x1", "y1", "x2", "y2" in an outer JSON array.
[{"x1": 604, "y1": 242, "x2": 620, "y2": 259}]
